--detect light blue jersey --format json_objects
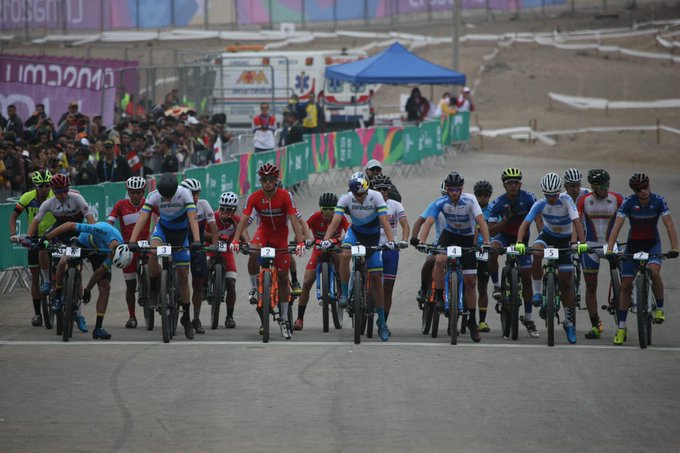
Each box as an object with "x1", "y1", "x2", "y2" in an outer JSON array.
[{"x1": 525, "y1": 194, "x2": 579, "y2": 238}]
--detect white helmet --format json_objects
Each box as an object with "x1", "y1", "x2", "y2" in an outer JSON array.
[
  {"x1": 541, "y1": 173, "x2": 562, "y2": 195},
  {"x1": 563, "y1": 168, "x2": 583, "y2": 184},
  {"x1": 180, "y1": 178, "x2": 202, "y2": 192},
  {"x1": 126, "y1": 176, "x2": 146, "y2": 190},
  {"x1": 219, "y1": 191, "x2": 239, "y2": 208},
  {"x1": 351, "y1": 171, "x2": 367, "y2": 181},
  {"x1": 440, "y1": 180, "x2": 447, "y2": 195},
  {"x1": 113, "y1": 244, "x2": 134, "y2": 269}
]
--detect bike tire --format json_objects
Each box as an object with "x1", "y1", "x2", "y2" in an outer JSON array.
[
  {"x1": 211, "y1": 264, "x2": 224, "y2": 330},
  {"x1": 499, "y1": 267, "x2": 510, "y2": 338},
  {"x1": 261, "y1": 271, "x2": 271, "y2": 343},
  {"x1": 353, "y1": 270, "x2": 363, "y2": 345},
  {"x1": 330, "y1": 271, "x2": 343, "y2": 329},
  {"x1": 41, "y1": 295, "x2": 53, "y2": 330},
  {"x1": 431, "y1": 302, "x2": 440, "y2": 338},
  {"x1": 610, "y1": 266, "x2": 621, "y2": 325},
  {"x1": 171, "y1": 271, "x2": 180, "y2": 338},
  {"x1": 635, "y1": 274, "x2": 649, "y2": 349},
  {"x1": 449, "y1": 271, "x2": 458, "y2": 345},
  {"x1": 139, "y1": 265, "x2": 154, "y2": 331},
  {"x1": 55, "y1": 311, "x2": 63, "y2": 336},
  {"x1": 422, "y1": 301, "x2": 433, "y2": 335},
  {"x1": 160, "y1": 269, "x2": 171, "y2": 343},
  {"x1": 321, "y1": 263, "x2": 330, "y2": 333},
  {"x1": 546, "y1": 272, "x2": 556, "y2": 347},
  {"x1": 62, "y1": 268, "x2": 78, "y2": 342},
  {"x1": 509, "y1": 267, "x2": 521, "y2": 341}
]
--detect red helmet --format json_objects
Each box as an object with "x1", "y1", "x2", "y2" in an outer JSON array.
[
  {"x1": 258, "y1": 163, "x2": 279, "y2": 178},
  {"x1": 50, "y1": 174, "x2": 70, "y2": 190}
]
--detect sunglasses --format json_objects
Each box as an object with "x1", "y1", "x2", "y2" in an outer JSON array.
[
  {"x1": 320, "y1": 207, "x2": 335, "y2": 213},
  {"x1": 219, "y1": 206, "x2": 235, "y2": 212},
  {"x1": 53, "y1": 188, "x2": 69, "y2": 194},
  {"x1": 504, "y1": 180, "x2": 521, "y2": 186},
  {"x1": 36, "y1": 184, "x2": 50, "y2": 189},
  {"x1": 544, "y1": 193, "x2": 560, "y2": 198},
  {"x1": 260, "y1": 176, "x2": 277, "y2": 183},
  {"x1": 128, "y1": 189, "x2": 144, "y2": 195},
  {"x1": 564, "y1": 183, "x2": 581, "y2": 189},
  {"x1": 447, "y1": 187, "x2": 463, "y2": 193},
  {"x1": 633, "y1": 185, "x2": 649, "y2": 193},
  {"x1": 592, "y1": 184, "x2": 609, "y2": 190},
  {"x1": 376, "y1": 187, "x2": 390, "y2": 192}
]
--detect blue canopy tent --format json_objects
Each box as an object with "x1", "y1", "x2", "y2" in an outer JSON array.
[{"x1": 325, "y1": 42, "x2": 466, "y2": 85}]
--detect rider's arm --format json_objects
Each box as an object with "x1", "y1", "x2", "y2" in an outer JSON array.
[
  {"x1": 419, "y1": 216, "x2": 434, "y2": 244},
  {"x1": 85, "y1": 212, "x2": 96, "y2": 224},
  {"x1": 398, "y1": 216, "x2": 410, "y2": 242},
  {"x1": 322, "y1": 214, "x2": 343, "y2": 241},
  {"x1": 411, "y1": 216, "x2": 425, "y2": 241},
  {"x1": 9, "y1": 211, "x2": 19, "y2": 236},
  {"x1": 232, "y1": 214, "x2": 251, "y2": 245},
  {"x1": 379, "y1": 214, "x2": 395, "y2": 243},
  {"x1": 606, "y1": 216, "x2": 625, "y2": 252},
  {"x1": 187, "y1": 210, "x2": 200, "y2": 244},
  {"x1": 534, "y1": 214, "x2": 544, "y2": 234},
  {"x1": 207, "y1": 220, "x2": 218, "y2": 246},
  {"x1": 289, "y1": 213, "x2": 304, "y2": 243},
  {"x1": 298, "y1": 216, "x2": 313, "y2": 241},
  {"x1": 475, "y1": 214, "x2": 490, "y2": 244},
  {"x1": 516, "y1": 220, "x2": 530, "y2": 245},
  {"x1": 572, "y1": 217, "x2": 586, "y2": 244},
  {"x1": 45, "y1": 221, "x2": 77, "y2": 239},
  {"x1": 129, "y1": 210, "x2": 150, "y2": 243},
  {"x1": 661, "y1": 214, "x2": 678, "y2": 251}
]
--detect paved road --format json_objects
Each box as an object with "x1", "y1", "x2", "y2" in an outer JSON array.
[{"x1": 2, "y1": 151, "x2": 679, "y2": 452}]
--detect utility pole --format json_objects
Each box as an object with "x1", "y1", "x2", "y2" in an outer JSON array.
[{"x1": 452, "y1": 0, "x2": 461, "y2": 71}]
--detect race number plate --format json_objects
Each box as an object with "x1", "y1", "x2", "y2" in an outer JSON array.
[
  {"x1": 602, "y1": 243, "x2": 618, "y2": 254},
  {"x1": 447, "y1": 246, "x2": 462, "y2": 258},
  {"x1": 506, "y1": 246, "x2": 519, "y2": 256},
  {"x1": 634, "y1": 251, "x2": 649, "y2": 261},
  {"x1": 351, "y1": 245, "x2": 366, "y2": 257},
  {"x1": 157, "y1": 246, "x2": 172, "y2": 257},
  {"x1": 476, "y1": 251, "x2": 488, "y2": 262},
  {"x1": 261, "y1": 247, "x2": 276, "y2": 258},
  {"x1": 52, "y1": 246, "x2": 66, "y2": 258},
  {"x1": 65, "y1": 246, "x2": 81, "y2": 257},
  {"x1": 218, "y1": 242, "x2": 228, "y2": 253},
  {"x1": 137, "y1": 240, "x2": 150, "y2": 248},
  {"x1": 544, "y1": 247, "x2": 559, "y2": 260}
]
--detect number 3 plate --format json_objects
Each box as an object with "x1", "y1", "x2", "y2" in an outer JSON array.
[{"x1": 157, "y1": 246, "x2": 172, "y2": 257}]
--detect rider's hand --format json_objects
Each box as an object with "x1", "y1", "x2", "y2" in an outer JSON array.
[
  {"x1": 668, "y1": 249, "x2": 679, "y2": 259},
  {"x1": 9, "y1": 234, "x2": 19, "y2": 244},
  {"x1": 398, "y1": 240, "x2": 409, "y2": 249},
  {"x1": 386, "y1": 241, "x2": 396, "y2": 250},
  {"x1": 37, "y1": 236, "x2": 50, "y2": 250},
  {"x1": 128, "y1": 242, "x2": 140, "y2": 252},
  {"x1": 230, "y1": 241, "x2": 240, "y2": 254},
  {"x1": 514, "y1": 242, "x2": 526, "y2": 255},
  {"x1": 190, "y1": 241, "x2": 203, "y2": 253},
  {"x1": 577, "y1": 242, "x2": 589, "y2": 255},
  {"x1": 295, "y1": 242, "x2": 306, "y2": 257},
  {"x1": 482, "y1": 243, "x2": 491, "y2": 253},
  {"x1": 320, "y1": 240, "x2": 332, "y2": 250},
  {"x1": 208, "y1": 244, "x2": 219, "y2": 252},
  {"x1": 410, "y1": 237, "x2": 420, "y2": 247},
  {"x1": 304, "y1": 239, "x2": 314, "y2": 248},
  {"x1": 82, "y1": 288, "x2": 91, "y2": 305}
]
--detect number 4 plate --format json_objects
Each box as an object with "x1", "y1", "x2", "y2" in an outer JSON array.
[
  {"x1": 261, "y1": 247, "x2": 275, "y2": 258},
  {"x1": 157, "y1": 246, "x2": 172, "y2": 257},
  {"x1": 447, "y1": 246, "x2": 462, "y2": 258},
  {"x1": 544, "y1": 247, "x2": 559, "y2": 260},
  {"x1": 351, "y1": 245, "x2": 366, "y2": 257}
]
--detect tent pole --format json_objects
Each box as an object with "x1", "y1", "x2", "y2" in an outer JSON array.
[{"x1": 452, "y1": 0, "x2": 461, "y2": 71}]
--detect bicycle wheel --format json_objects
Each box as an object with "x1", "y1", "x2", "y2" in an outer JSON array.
[
  {"x1": 509, "y1": 267, "x2": 521, "y2": 341},
  {"x1": 546, "y1": 272, "x2": 556, "y2": 347},
  {"x1": 41, "y1": 295, "x2": 53, "y2": 330},
  {"x1": 449, "y1": 271, "x2": 459, "y2": 345},
  {"x1": 139, "y1": 264, "x2": 154, "y2": 331},
  {"x1": 171, "y1": 271, "x2": 180, "y2": 337},
  {"x1": 160, "y1": 269, "x2": 171, "y2": 343},
  {"x1": 635, "y1": 274, "x2": 650, "y2": 349},
  {"x1": 353, "y1": 269, "x2": 363, "y2": 345},
  {"x1": 61, "y1": 268, "x2": 79, "y2": 342},
  {"x1": 330, "y1": 270, "x2": 343, "y2": 329},
  {"x1": 422, "y1": 299, "x2": 433, "y2": 335},
  {"x1": 211, "y1": 264, "x2": 224, "y2": 330},
  {"x1": 261, "y1": 271, "x2": 271, "y2": 343},
  {"x1": 499, "y1": 267, "x2": 509, "y2": 338},
  {"x1": 321, "y1": 263, "x2": 330, "y2": 333},
  {"x1": 459, "y1": 279, "x2": 467, "y2": 335},
  {"x1": 609, "y1": 266, "x2": 621, "y2": 325}
]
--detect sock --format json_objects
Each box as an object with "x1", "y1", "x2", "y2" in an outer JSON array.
[
  {"x1": 590, "y1": 314, "x2": 600, "y2": 328},
  {"x1": 524, "y1": 311, "x2": 533, "y2": 322},
  {"x1": 617, "y1": 310, "x2": 628, "y2": 329},
  {"x1": 479, "y1": 307, "x2": 487, "y2": 323},
  {"x1": 467, "y1": 311, "x2": 477, "y2": 326},
  {"x1": 656, "y1": 298, "x2": 664, "y2": 309},
  {"x1": 41, "y1": 269, "x2": 50, "y2": 282},
  {"x1": 182, "y1": 304, "x2": 190, "y2": 321},
  {"x1": 249, "y1": 274, "x2": 258, "y2": 290},
  {"x1": 297, "y1": 304, "x2": 307, "y2": 320},
  {"x1": 532, "y1": 279, "x2": 542, "y2": 294},
  {"x1": 290, "y1": 270, "x2": 298, "y2": 285},
  {"x1": 341, "y1": 281, "x2": 349, "y2": 299},
  {"x1": 490, "y1": 272, "x2": 499, "y2": 286},
  {"x1": 227, "y1": 307, "x2": 234, "y2": 318},
  {"x1": 376, "y1": 307, "x2": 386, "y2": 326},
  {"x1": 194, "y1": 307, "x2": 201, "y2": 320},
  {"x1": 384, "y1": 311, "x2": 390, "y2": 322},
  {"x1": 524, "y1": 300, "x2": 533, "y2": 315},
  {"x1": 33, "y1": 298, "x2": 41, "y2": 315},
  {"x1": 280, "y1": 302, "x2": 289, "y2": 321},
  {"x1": 95, "y1": 314, "x2": 104, "y2": 329},
  {"x1": 127, "y1": 300, "x2": 135, "y2": 318}
]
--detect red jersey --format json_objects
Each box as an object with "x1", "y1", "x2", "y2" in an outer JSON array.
[
  {"x1": 243, "y1": 188, "x2": 296, "y2": 235},
  {"x1": 213, "y1": 213, "x2": 241, "y2": 243},
  {"x1": 107, "y1": 198, "x2": 155, "y2": 241},
  {"x1": 307, "y1": 211, "x2": 348, "y2": 241}
]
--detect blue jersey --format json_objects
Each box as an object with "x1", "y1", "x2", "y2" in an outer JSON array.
[
  {"x1": 476, "y1": 204, "x2": 491, "y2": 246},
  {"x1": 488, "y1": 190, "x2": 537, "y2": 237},
  {"x1": 75, "y1": 222, "x2": 123, "y2": 252},
  {"x1": 617, "y1": 193, "x2": 671, "y2": 242},
  {"x1": 525, "y1": 194, "x2": 579, "y2": 238},
  {"x1": 426, "y1": 193, "x2": 482, "y2": 237}
]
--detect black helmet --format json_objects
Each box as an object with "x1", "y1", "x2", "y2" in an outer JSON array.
[
  {"x1": 587, "y1": 169, "x2": 610, "y2": 185},
  {"x1": 157, "y1": 173, "x2": 178, "y2": 198},
  {"x1": 444, "y1": 171, "x2": 464, "y2": 187},
  {"x1": 371, "y1": 174, "x2": 391, "y2": 190},
  {"x1": 319, "y1": 192, "x2": 338, "y2": 208},
  {"x1": 629, "y1": 172, "x2": 649, "y2": 190},
  {"x1": 473, "y1": 180, "x2": 493, "y2": 196}
]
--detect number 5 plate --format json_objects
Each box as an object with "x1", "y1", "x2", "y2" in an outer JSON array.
[
  {"x1": 351, "y1": 245, "x2": 366, "y2": 257},
  {"x1": 157, "y1": 245, "x2": 172, "y2": 257},
  {"x1": 544, "y1": 247, "x2": 559, "y2": 260},
  {"x1": 261, "y1": 247, "x2": 275, "y2": 258}
]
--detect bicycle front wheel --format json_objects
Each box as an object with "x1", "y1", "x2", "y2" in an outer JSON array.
[
  {"x1": 160, "y1": 269, "x2": 171, "y2": 343},
  {"x1": 139, "y1": 264, "x2": 154, "y2": 331},
  {"x1": 449, "y1": 271, "x2": 459, "y2": 345},
  {"x1": 261, "y1": 271, "x2": 271, "y2": 343},
  {"x1": 321, "y1": 263, "x2": 330, "y2": 332},
  {"x1": 41, "y1": 295, "x2": 53, "y2": 330},
  {"x1": 635, "y1": 274, "x2": 651, "y2": 349},
  {"x1": 211, "y1": 264, "x2": 224, "y2": 330},
  {"x1": 62, "y1": 268, "x2": 79, "y2": 342},
  {"x1": 509, "y1": 267, "x2": 521, "y2": 341},
  {"x1": 330, "y1": 270, "x2": 343, "y2": 329},
  {"x1": 609, "y1": 266, "x2": 621, "y2": 325},
  {"x1": 546, "y1": 272, "x2": 556, "y2": 347},
  {"x1": 353, "y1": 270, "x2": 364, "y2": 345}
]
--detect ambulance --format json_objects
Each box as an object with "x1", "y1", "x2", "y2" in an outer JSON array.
[{"x1": 208, "y1": 49, "x2": 372, "y2": 129}]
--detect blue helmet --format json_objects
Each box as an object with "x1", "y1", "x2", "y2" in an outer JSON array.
[{"x1": 349, "y1": 177, "x2": 369, "y2": 195}]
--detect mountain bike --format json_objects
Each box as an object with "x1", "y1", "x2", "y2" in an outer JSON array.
[
  {"x1": 207, "y1": 241, "x2": 228, "y2": 330},
  {"x1": 19, "y1": 236, "x2": 58, "y2": 331},
  {"x1": 315, "y1": 243, "x2": 343, "y2": 332},
  {"x1": 133, "y1": 240, "x2": 153, "y2": 331},
  {"x1": 593, "y1": 244, "x2": 623, "y2": 327},
  {"x1": 493, "y1": 246, "x2": 523, "y2": 341}
]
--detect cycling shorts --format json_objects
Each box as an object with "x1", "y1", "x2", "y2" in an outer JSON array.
[
  {"x1": 122, "y1": 252, "x2": 139, "y2": 281},
  {"x1": 621, "y1": 239, "x2": 662, "y2": 278},
  {"x1": 151, "y1": 224, "x2": 190, "y2": 267},
  {"x1": 28, "y1": 248, "x2": 39, "y2": 268},
  {"x1": 342, "y1": 228, "x2": 382, "y2": 272},
  {"x1": 382, "y1": 249, "x2": 400, "y2": 281},
  {"x1": 477, "y1": 259, "x2": 489, "y2": 280},
  {"x1": 437, "y1": 230, "x2": 476, "y2": 274},
  {"x1": 491, "y1": 232, "x2": 531, "y2": 269},
  {"x1": 532, "y1": 231, "x2": 572, "y2": 271},
  {"x1": 251, "y1": 228, "x2": 290, "y2": 271},
  {"x1": 84, "y1": 251, "x2": 112, "y2": 282},
  {"x1": 208, "y1": 252, "x2": 237, "y2": 279}
]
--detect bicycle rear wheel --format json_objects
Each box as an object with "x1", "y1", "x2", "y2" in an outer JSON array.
[
  {"x1": 635, "y1": 274, "x2": 650, "y2": 349},
  {"x1": 321, "y1": 263, "x2": 330, "y2": 333},
  {"x1": 546, "y1": 272, "x2": 556, "y2": 347},
  {"x1": 509, "y1": 267, "x2": 521, "y2": 341},
  {"x1": 330, "y1": 270, "x2": 343, "y2": 329},
  {"x1": 139, "y1": 264, "x2": 154, "y2": 331},
  {"x1": 449, "y1": 271, "x2": 459, "y2": 345},
  {"x1": 41, "y1": 295, "x2": 53, "y2": 330},
  {"x1": 210, "y1": 264, "x2": 224, "y2": 330},
  {"x1": 160, "y1": 269, "x2": 171, "y2": 343},
  {"x1": 62, "y1": 268, "x2": 78, "y2": 342},
  {"x1": 261, "y1": 271, "x2": 271, "y2": 343},
  {"x1": 609, "y1": 266, "x2": 621, "y2": 325},
  {"x1": 353, "y1": 270, "x2": 363, "y2": 345}
]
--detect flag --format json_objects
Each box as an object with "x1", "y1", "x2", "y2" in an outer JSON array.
[
  {"x1": 213, "y1": 136, "x2": 222, "y2": 164},
  {"x1": 127, "y1": 150, "x2": 143, "y2": 174}
]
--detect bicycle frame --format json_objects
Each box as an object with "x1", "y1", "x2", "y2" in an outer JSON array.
[
  {"x1": 315, "y1": 245, "x2": 343, "y2": 332},
  {"x1": 493, "y1": 247, "x2": 523, "y2": 341}
]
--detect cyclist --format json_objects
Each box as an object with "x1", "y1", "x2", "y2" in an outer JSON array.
[
  {"x1": 180, "y1": 178, "x2": 218, "y2": 335},
  {"x1": 606, "y1": 172, "x2": 679, "y2": 345},
  {"x1": 322, "y1": 176, "x2": 397, "y2": 341},
  {"x1": 207, "y1": 192, "x2": 249, "y2": 329},
  {"x1": 27, "y1": 173, "x2": 95, "y2": 333},
  {"x1": 563, "y1": 168, "x2": 590, "y2": 204},
  {"x1": 38, "y1": 221, "x2": 133, "y2": 340},
  {"x1": 373, "y1": 175, "x2": 409, "y2": 323},
  {"x1": 231, "y1": 163, "x2": 306, "y2": 340},
  {"x1": 487, "y1": 167, "x2": 541, "y2": 338},
  {"x1": 473, "y1": 180, "x2": 493, "y2": 333},
  {"x1": 515, "y1": 173, "x2": 588, "y2": 344},
  {"x1": 9, "y1": 170, "x2": 55, "y2": 327},
  {"x1": 576, "y1": 169, "x2": 623, "y2": 339},
  {"x1": 107, "y1": 176, "x2": 156, "y2": 329},
  {"x1": 293, "y1": 192, "x2": 349, "y2": 331},
  {"x1": 419, "y1": 171, "x2": 490, "y2": 342},
  {"x1": 129, "y1": 173, "x2": 203, "y2": 340}
]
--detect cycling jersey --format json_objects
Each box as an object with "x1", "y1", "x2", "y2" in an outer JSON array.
[
  {"x1": 563, "y1": 187, "x2": 590, "y2": 203},
  {"x1": 617, "y1": 192, "x2": 671, "y2": 242},
  {"x1": 34, "y1": 191, "x2": 90, "y2": 224},
  {"x1": 488, "y1": 190, "x2": 537, "y2": 237},
  {"x1": 525, "y1": 194, "x2": 579, "y2": 238},
  {"x1": 307, "y1": 211, "x2": 348, "y2": 241},
  {"x1": 192, "y1": 199, "x2": 216, "y2": 242},
  {"x1": 243, "y1": 188, "x2": 297, "y2": 235},
  {"x1": 142, "y1": 187, "x2": 196, "y2": 231},
  {"x1": 107, "y1": 198, "x2": 155, "y2": 241},
  {"x1": 336, "y1": 189, "x2": 387, "y2": 237},
  {"x1": 420, "y1": 201, "x2": 446, "y2": 244},
  {"x1": 577, "y1": 191, "x2": 624, "y2": 243},
  {"x1": 14, "y1": 189, "x2": 56, "y2": 236},
  {"x1": 426, "y1": 193, "x2": 482, "y2": 237},
  {"x1": 75, "y1": 222, "x2": 123, "y2": 270},
  {"x1": 379, "y1": 199, "x2": 406, "y2": 245},
  {"x1": 247, "y1": 190, "x2": 302, "y2": 226},
  {"x1": 214, "y1": 213, "x2": 241, "y2": 244}
]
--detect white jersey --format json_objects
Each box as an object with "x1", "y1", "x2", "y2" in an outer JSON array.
[
  {"x1": 196, "y1": 199, "x2": 216, "y2": 226},
  {"x1": 35, "y1": 191, "x2": 90, "y2": 223},
  {"x1": 336, "y1": 189, "x2": 387, "y2": 236},
  {"x1": 379, "y1": 199, "x2": 406, "y2": 245},
  {"x1": 426, "y1": 193, "x2": 482, "y2": 237},
  {"x1": 526, "y1": 194, "x2": 579, "y2": 238}
]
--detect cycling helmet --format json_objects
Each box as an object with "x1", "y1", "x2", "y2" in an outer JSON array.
[
  {"x1": 50, "y1": 173, "x2": 70, "y2": 190},
  {"x1": 587, "y1": 169, "x2": 610, "y2": 186},
  {"x1": 540, "y1": 172, "x2": 562, "y2": 194},
  {"x1": 319, "y1": 192, "x2": 338, "y2": 208},
  {"x1": 180, "y1": 178, "x2": 202, "y2": 193},
  {"x1": 473, "y1": 180, "x2": 493, "y2": 196},
  {"x1": 563, "y1": 168, "x2": 583, "y2": 184},
  {"x1": 351, "y1": 171, "x2": 367, "y2": 181},
  {"x1": 501, "y1": 167, "x2": 522, "y2": 182},
  {"x1": 125, "y1": 176, "x2": 146, "y2": 190},
  {"x1": 258, "y1": 163, "x2": 279, "y2": 178},
  {"x1": 32, "y1": 170, "x2": 52, "y2": 185},
  {"x1": 349, "y1": 177, "x2": 369, "y2": 195},
  {"x1": 629, "y1": 172, "x2": 649, "y2": 190},
  {"x1": 440, "y1": 180, "x2": 447, "y2": 195},
  {"x1": 219, "y1": 191, "x2": 239, "y2": 208},
  {"x1": 372, "y1": 174, "x2": 391, "y2": 189},
  {"x1": 444, "y1": 171, "x2": 464, "y2": 187},
  {"x1": 113, "y1": 244, "x2": 134, "y2": 269},
  {"x1": 157, "y1": 173, "x2": 178, "y2": 199}
]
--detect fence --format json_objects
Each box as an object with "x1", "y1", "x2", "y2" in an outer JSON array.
[{"x1": 0, "y1": 112, "x2": 469, "y2": 274}]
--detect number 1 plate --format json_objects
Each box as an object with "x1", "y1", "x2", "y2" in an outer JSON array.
[
  {"x1": 351, "y1": 245, "x2": 366, "y2": 257},
  {"x1": 544, "y1": 247, "x2": 559, "y2": 260}
]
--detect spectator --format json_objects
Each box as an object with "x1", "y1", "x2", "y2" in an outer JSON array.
[
  {"x1": 4, "y1": 105, "x2": 24, "y2": 136},
  {"x1": 57, "y1": 101, "x2": 86, "y2": 128},
  {"x1": 73, "y1": 147, "x2": 98, "y2": 185},
  {"x1": 284, "y1": 112, "x2": 304, "y2": 146},
  {"x1": 96, "y1": 140, "x2": 132, "y2": 182},
  {"x1": 252, "y1": 102, "x2": 276, "y2": 153},
  {"x1": 365, "y1": 159, "x2": 402, "y2": 202},
  {"x1": 0, "y1": 143, "x2": 11, "y2": 191},
  {"x1": 435, "y1": 92, "x2": 457, "y2": 118},
  {"x1": 23, "y1": 103, "x2": 48, "y2": 129},
  {"x1": 405, "y1": 87, "x2": 429, "y2": 123},
  {"x1": 21, "y1": 149, "x2": 34, "y2": 190},
  {"x1": 455, "y1": 86, "x2": 474, "y2": 112},
  {"x1": 278, "y1": 111, "x2": 291, "y2": 147},
  {"x1": 159, "y1": 138, "x2": 179, "y2": 173},
  {"x1": 302, "y1": 93, "x2": 319, "y2": 134},
  {"x1": 316, "y1": 91, "x2": 326, "y2": 133}
]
